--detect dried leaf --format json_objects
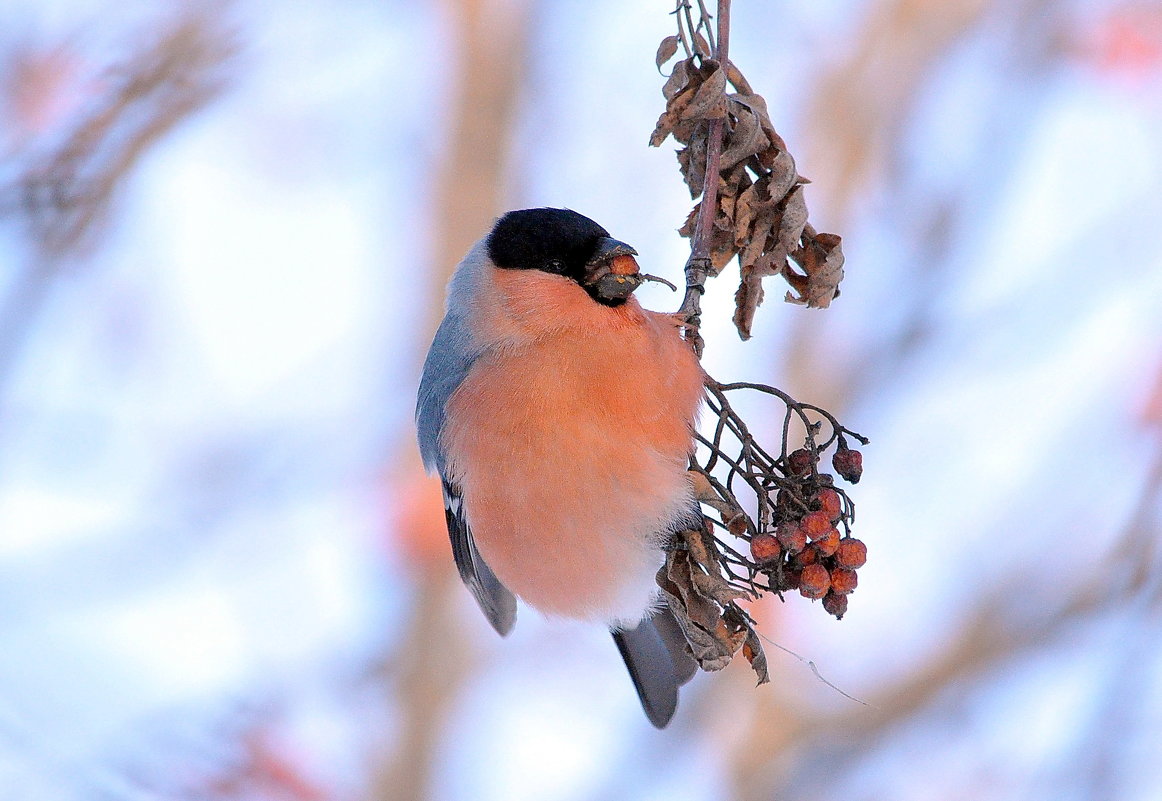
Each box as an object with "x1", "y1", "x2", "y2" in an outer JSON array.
[
  {"x1": 776, "y1": 185, "x2": 809, "y2": 252},
  {"x1": 720, "y1": 101, "x2": 769, "y2": 171},
  {"x1": 724, "y1": 59, "x2": 753, "y2": 94},
  {"x1": 681, "y1": 65, "x2": 727, "y2": 121},
  {"x1": 732, "y1": 275, "x2": 763, "y2": 340},
  {"x1": 786, "y1": 230, "x2": 845, "y2": 308},
  {"x1": 767, "y1": 148, "x2": 798, "y2": 201},
  {"x1": 693, "y1": 31, "x2": 712, "y2": 59},
  {"x1": 677, "y1": 126, "x2": 708, "y2": 198},
  {"x1": 727, "y1": 607, "x2": 770, "y2": 685},
  {"x1": 708, "y1": 225, "x2": 737, "y2": 271},
  {"x1": 656, "y1": 35, "x2": 680, "y2": 69},
  {"x1": 661, "y1": 58, "x2": 694, "y2": 101},
  {"x1": 658, "y1": 555, "x2": 729, "y2": 658}
]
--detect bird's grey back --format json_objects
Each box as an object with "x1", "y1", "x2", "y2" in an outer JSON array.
[{"x1": 416, "y1": 238, "x2": 490, "y2": 473}]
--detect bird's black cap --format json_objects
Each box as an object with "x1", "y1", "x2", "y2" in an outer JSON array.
[{"x1": 487, "y1": 208, "x2": 638, "y2": 306}]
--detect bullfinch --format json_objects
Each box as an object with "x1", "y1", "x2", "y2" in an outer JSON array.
[{"x1": 416, "y1": 208, "x2": 704, "y2": 727}]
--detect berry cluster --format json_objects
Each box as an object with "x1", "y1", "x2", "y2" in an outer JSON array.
[{"x1": 745, "y1": 446, "x2": 867, "y2": 619}]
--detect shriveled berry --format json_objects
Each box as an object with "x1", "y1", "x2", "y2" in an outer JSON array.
[
  {"x1": 815, "y1": 488, "x2": 842, "y2": 521},
  {"x1": 785, "y1": 448, "x2": 815, "y2": 477},
  {"x1": 814, "y1": 528, "x2": 840, "y2": 557},
  {"x1": 832, "y1": 448, "x2": 863, "y2": 483},
  {"x1": 778, "y1": 566, "x2": 802, "y2": 591},
  {"x1": 800, "y1": 511, "x2": 832, "y2": 540},
  {"x1": 829, "y1": 567, "x2": 859, "y2": 594},
  {"x1": 749, "y1": 533, "x2": 781, "y2": 564},
  {"x1": 822, "y1": 591, "x2": 849, "y2": 619},
  {"x1": 799, "y1": 564, "x2": 831, "y2": 599},
  {"x1": 726, "y1": 513, "x2": 749, "y2": 537},
  {"x1": 834, "y1": 537, "x2": 867, "y2": 569},
  {"x1": 775, "y1": 521, "x2": 807, "y2": 554}
]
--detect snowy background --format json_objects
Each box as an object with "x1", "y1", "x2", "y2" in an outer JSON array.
[{"x1": 2, "y1": 0, "x2": 1162, "y2": 799}]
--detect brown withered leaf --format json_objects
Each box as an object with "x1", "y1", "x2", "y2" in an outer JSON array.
[
  {"x1": 661, "y1": 58, "x2": 694, "y2": 101},
  {"x1": 708, "y1": 224, "x2": 737, "y2": 271},
  {"x1": 786, "y1": 229, "x2": 844, "y2": 308},
  {"x1": 733, "y1": 275, "x2": 764, "y2": 340},
  {"x1": 776, "y1": 185, "x2": 809, "y2": 253},
  {"x1": 724, "y1": 59, "x2": 754, "y2": 94},
  {"x1": 737, "y1": 223, "x2": 771, "y2": 271},
  {"x1": 766, "y1": 148, "x2": 798, "y2": 201},
  {"x1": 651, "y1": 84, "x2": 701, "y2": 147},
  {"x1": 680, "y1": 65, "x2": 727, "y2": 121},
  {"x1": 685, "y1": 524, "x2": 752, "y2": 604},
  {"x1": 687, "y1": 470, "x2": 748, "y2": 525},
  {"x1": 725, "y1": 606, "x2": 770, "y2": 685},
  {"x1": 656, "y1": 35, "x2": 680, "y2": 69},
  {"x1": 692, "y1": 31, "x2": 712, "y2": 59},
  {"x1": 720, "y1": 101, "x2": 769, "y2": 172},
  {"x1": 656, "y1": 525, "x2": 757, "y2": 672},
  {"x1": 676, "y1": 126, "x2": 708, "y2": 197},
  {"x1": 657, "y1": 550, "x2": 735, "y2": 670}
]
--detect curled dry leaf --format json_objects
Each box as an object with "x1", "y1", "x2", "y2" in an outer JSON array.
[
  {"x1": 650, "y1": 44, "x2": 847, "y2": 338},
  {"x1": 656, "y1": 526, "x2": 760, "y2": 676},
  {"x1": 785, "y1": 226, "x2": 844, "y2": 308},
  {"x1": 656, "y1": 34, "x2": 680, "y2": 69}
]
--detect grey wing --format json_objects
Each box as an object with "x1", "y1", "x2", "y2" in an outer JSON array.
[
  {"x1": 416, "y1": 307, "x2": 517, "y2": 636},
  {"x1": 442, "y1": 479, "x2": 516, "y2": 636}
]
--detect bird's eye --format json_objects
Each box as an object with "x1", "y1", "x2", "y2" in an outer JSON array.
[{"x1": 545, "y1": 259, "x2": 564, "y2": 273}]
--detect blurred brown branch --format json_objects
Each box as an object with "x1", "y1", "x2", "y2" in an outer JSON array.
[
  {"x1": 371, "y1": 1, "x2": 531, "y2": 799},
  {"x1": 0, "y1": 7, "x2": 237, "y2": 398}
]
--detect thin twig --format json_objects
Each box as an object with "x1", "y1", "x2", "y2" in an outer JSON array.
[{"x1": 677, "y1": 0, "x2": 731, "y2": 356}]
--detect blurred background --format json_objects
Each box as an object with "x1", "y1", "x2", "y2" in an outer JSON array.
[{"x1": 2, "y1": 0, "x2": 1162, "y2": 798}]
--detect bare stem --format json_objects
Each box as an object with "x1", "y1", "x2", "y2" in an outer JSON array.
[{"x1": 678, "y1": 0, "x2": 731, "y2": 357}]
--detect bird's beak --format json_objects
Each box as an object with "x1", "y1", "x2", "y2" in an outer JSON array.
[{"x1": 585, "y1": 237, "x2": 645, "y2": 301}]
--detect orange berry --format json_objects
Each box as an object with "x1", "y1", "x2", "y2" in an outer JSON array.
[
  {"x1": 816, "y1": 488, "x2": 842, "y2": 520},
  {"x1": 814, "y1": 528, "x2": 840, "y2": 557},
  {"x1": 801, "y1": 511, "x2": 832, "y2": 540},
  {"x1": 792, "y1": 547, "x2": 819, "y2": 567},
  {"x1": 829, "y1": 567, "x2": 858, "y2": 594},
  {"x1": 834, "y1": 538, "x2": 867, "y2": 569},
  {"x1": 749, "y1": 533, "x2": 781, "y2": 565},
  {"x1": 799, "y1": 564, "x2": 831, "y2": 599}
]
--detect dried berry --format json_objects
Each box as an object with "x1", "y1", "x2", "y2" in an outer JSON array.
[
  {"x1": 779, "y1": 566, "x2": 802, "y2": 591},
  {"x1": 822, "y1": 591, "x2": 849, "y2": 619},
  {"x1": 834, "y1": 537, "x2": 867, "y2": 569},
  {"x1": 775, "y1": 489, "x2": 802, "y2": 517},
  {"x1": 815, "y1": 487, "x2": 841, "y2": 521},
  {"x1": 785, "y1": 448, "x2": 815, "y2": 477},
  {"x1": 749, "y1": 533, "x2": 781, "y2": 564},
  {"x1": 799, "y1": 563, "x2": 830, "y2": 599},
  {"x1": 775, "y1": 521, "x2": 807, "y2": 554},
  {"x1": 829, "y1": 567, "x2": 858, "y2": 594},
  {"x1": 814, "y1": 528, "x2": 840, "y2": 557},
  {"x1": 726, "y1": 513, "x2": 749, "y2": 537},
  {"x1": 832, "y1": 448, "x2": 863, "y2": 483},
  {"x1": 800, "y1": 510, "x2": 832, "y2": 540}
]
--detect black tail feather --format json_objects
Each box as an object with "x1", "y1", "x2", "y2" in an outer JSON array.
[{"x1": 612, "y1": 606, "x2": 696, "y2": 728}]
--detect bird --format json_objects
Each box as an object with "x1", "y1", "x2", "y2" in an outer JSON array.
[{"x1": 415, "y1": 207, "x2": 705, "y2": 727}]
